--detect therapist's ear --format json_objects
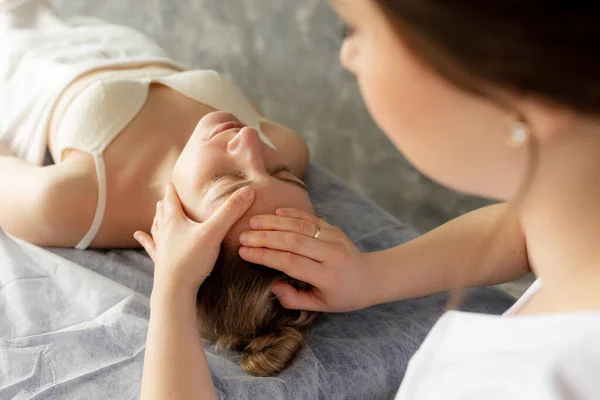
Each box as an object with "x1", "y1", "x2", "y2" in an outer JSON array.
[
  {"x1": 517, "y1": 97, "x2": 576, "y2": 143},
  {"x1": 340, "y1": 40, "x2": 358, "y2": 75}
]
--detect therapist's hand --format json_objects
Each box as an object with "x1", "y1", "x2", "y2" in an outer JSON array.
[
  {"x1": 134, "y1": 182, "x2": 255, "y2": 296},
  {"x1": 238, "y1": 208, "x2": 378, "y2": 312}
]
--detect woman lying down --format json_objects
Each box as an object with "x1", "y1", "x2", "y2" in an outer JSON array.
[{"x1": 0, "y1": 0, "x2": 319, "y2": 377}]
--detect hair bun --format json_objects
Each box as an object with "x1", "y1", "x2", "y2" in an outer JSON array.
[{"x1": 241, "y1": 327, "x2": 304, "y2": 377}]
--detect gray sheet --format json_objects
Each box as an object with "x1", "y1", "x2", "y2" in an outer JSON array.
[{"x1": 0, "y1": 165, "x2": 514, "y2": 400}]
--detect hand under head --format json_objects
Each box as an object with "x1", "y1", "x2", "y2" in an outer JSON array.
[{"x1": 170, "y1": 111, "x2": 318, "y2": 376}]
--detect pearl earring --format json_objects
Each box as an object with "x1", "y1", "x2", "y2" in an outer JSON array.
[{"x1": 509, "y1": 117, "x2": 530, "y2": 147}]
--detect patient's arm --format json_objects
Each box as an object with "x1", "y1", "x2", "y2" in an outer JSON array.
[{"x1": 0, "y1": 153, "x2": 96, "y2": 247}]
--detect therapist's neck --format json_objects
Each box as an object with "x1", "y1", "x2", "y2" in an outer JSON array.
[{"x1": 519, "y1": 115, "x2": 600, "y2": 310}]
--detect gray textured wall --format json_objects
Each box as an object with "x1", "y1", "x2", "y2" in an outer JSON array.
[{"x1": 52, "y1": 0, "x2": 491, "y2": 233}]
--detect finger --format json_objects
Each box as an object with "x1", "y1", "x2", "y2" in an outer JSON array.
[
  {"x1": 271, "y1": 282, "x2": 324, "y2": 312},
  {"x1": 157, "y1": 200, "x2": 164, "y2": 222},
  {"x1": 162, "y1": 182, "x2": 187, "y2": 221},
  {"x1": 134, "y1": 231, "x2": 156, "y2": 260},
  {"x1": 275, "y1": 208, "x2": 320, "y2": 224},
  {"x1": 151, "y1": 222, "x2": 157, "y2": 240},
  {"x1": 239, "y1": 231, "x2": 330, "y2": 261},
  {"x1": 151, "y1": 209, "x2": 159, "y2": 239},
  {"x1": 151, "y1": 226, "x2": 157, "y2": 240},
  {"x1": 205, "y1": 186, "x2": 255, "y2": 238},
  {"x1": 249, "y1": 215, "x2": 321, "y2": 238},
  {"x1": 154, "y1": 201, "x2": 161, "y2": 222},
  {"x1": 276, "y1": 208, "x2": 337, "y2": 232},
  {"x1": 239, "y1": 246, "x2": 326, "y2": 286}
]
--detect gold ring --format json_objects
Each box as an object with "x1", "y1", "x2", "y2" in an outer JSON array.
[{"x1": 313, "y1": 224, "x2": 321, "y2": 240}]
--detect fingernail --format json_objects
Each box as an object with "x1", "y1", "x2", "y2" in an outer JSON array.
[
  {"x1": 239, "y1": 232, "x2": 250, "y2": 245},
  {"x1": 239, "y1": 187, "x2": 255, "y2": 202},
  {"x1": 239, "y1": 247, "x2": 250, "y2": 257}
]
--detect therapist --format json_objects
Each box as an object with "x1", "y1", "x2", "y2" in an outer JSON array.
[{"x1": 136, "y1": 0, "x2": 600, "y2": 399}]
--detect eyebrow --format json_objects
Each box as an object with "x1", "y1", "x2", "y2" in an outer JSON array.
[{"x1": 211, "y1": 177, "x2": 308, "y2": 204}]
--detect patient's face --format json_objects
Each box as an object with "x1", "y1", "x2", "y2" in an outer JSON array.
[{"x1": 172, "y1": 111, "x2": 314, "y2": 246}]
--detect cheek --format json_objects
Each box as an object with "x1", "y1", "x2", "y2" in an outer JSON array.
[
  {"x1": 171, "y1": 169, "x2": 203, "y2": 221},
  {"x1": 356, "y1": 41, "x2": 441, "y2": 161},
  {"x1": 354, "y1": 37, "x2": 527, "y2": 199},
  {"x1": 172, "y1": 150, "x2": 218, "y2": 220}
]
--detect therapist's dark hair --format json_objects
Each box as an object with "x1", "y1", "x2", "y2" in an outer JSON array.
[
  {"x1": 196, "y1": 246, "x2": 318, "y2": 377},
  {"x1": 373, "y1": 1, "x2": 600, "y2": 115}
]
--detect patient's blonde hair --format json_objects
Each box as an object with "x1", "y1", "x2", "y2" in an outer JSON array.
[{"x1": 196, "y1": 246, "x2": 318, "y2": 376}]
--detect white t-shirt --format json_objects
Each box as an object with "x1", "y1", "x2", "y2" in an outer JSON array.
[{"x1": 395, "y1": 280, "x2": 600, "y2": 399}]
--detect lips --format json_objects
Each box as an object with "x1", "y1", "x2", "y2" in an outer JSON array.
[{"x1": 208, "y1": 121, "x2": 247, "y2": 139}]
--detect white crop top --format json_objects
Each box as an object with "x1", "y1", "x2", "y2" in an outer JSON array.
[
  {"x1": 55, "y1": 69, "x2": 275, "y2": 162},
  {"x1": 59, "y1": 69, "x2": 276, "y2": 250},
  {"x1": 0, "y1": 2, "x2": 275, "y2": 249}
]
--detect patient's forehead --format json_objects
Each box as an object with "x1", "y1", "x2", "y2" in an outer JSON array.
[
  {"x1": 223, "y1": 214, "x2": 253, "y2": 249},
  {"x1": 221, "y1": 195, "x2": 315, "y2": 247}
]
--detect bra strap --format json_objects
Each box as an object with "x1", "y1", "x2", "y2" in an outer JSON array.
[{"x1": 75, "y1": 153, "x2": 107, "y2": 250}]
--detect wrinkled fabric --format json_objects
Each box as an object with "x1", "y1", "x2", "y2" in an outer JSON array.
[
  {"x1": 0, "y1": 165, "x2": 514, "y2": 400},
  {"x1": 395, "y1": 310, "x2": 600, "y2": 400}
]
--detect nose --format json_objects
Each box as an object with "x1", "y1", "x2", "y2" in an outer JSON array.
[{"x1": 227, "y1": 127, "x2": 266, "y2": 171}]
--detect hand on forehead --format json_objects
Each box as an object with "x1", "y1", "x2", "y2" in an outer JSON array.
[{"x1": 221, "y1": 190, "x2": 315, "y2": 248}]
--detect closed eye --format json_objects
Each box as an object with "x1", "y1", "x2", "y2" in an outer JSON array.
[
  {"x1": 209, "y1": 164, "x2": 308, "y2": 203},
  {"x1": 211, "y1": 168, "x2": 245, "y2": 183},
  {"x1": 266, "y1": 164, "x2": 294, "y2": 176},
  {"x1": 211, "y1": 164, "x2": 295, "y2": 184}
]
